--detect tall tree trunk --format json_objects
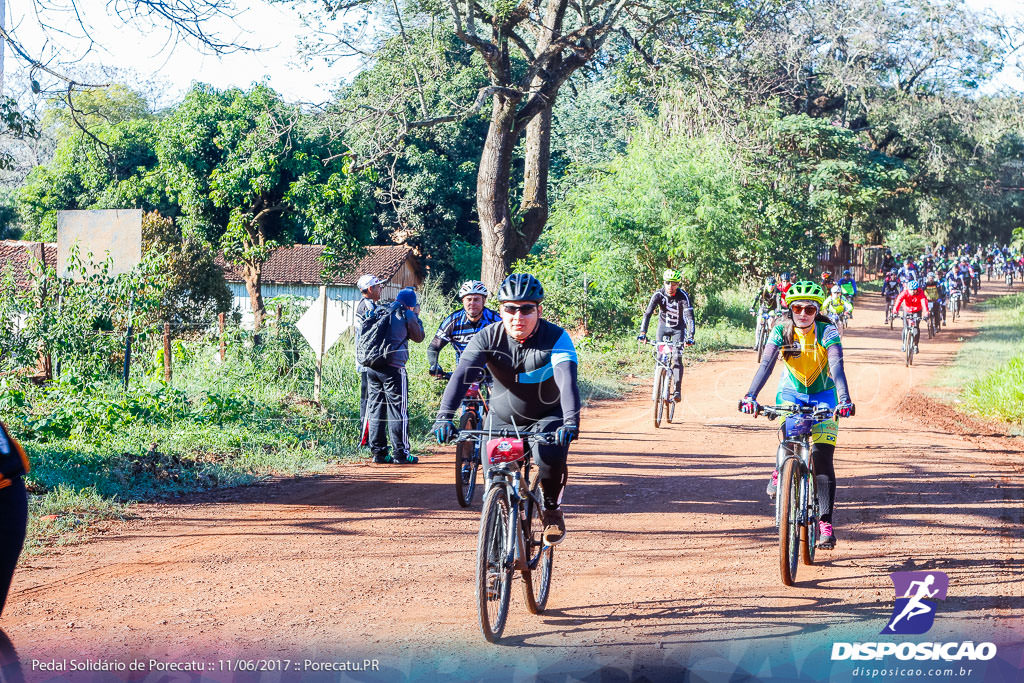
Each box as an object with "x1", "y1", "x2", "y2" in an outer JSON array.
[
  {"x1": 478, "y1": 94, "x2": 521, "y2": 293},
  {"x1": 243, "y1": 262, "x2": 265, "y2": 332},
  {"x1": 517, "y1": 101, "x2": 554, "y2": 263}
]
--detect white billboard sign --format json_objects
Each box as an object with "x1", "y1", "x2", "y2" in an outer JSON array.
[{"x1": 57, "y1": 209, "x2": 143, "y2": 280}]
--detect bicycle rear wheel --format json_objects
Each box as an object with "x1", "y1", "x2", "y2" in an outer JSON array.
[
  {"x1": 455, "y1": 411, "x2": 480, "y2": 507},
  {"x1": 476, "y1": 485, "x2": 513, "y2": 642},
  {"x1": 653, "y1": 366, "x2": 665, "y2": 428},
  {"x1": 756, "y1": 325, "x2": 767, "y2": 363},
  {"x1": 522, "y1": 480, "x2": 553, "y2": 614},
  {"x1": 778, "y1": 458, "x2": 800, "y2": 586},
  {"x1": 801, "y1": 469, "x2": 817, "y2": 566}
]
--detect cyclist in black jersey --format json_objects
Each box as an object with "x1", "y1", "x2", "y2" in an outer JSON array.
[
  {"x1": 427, "y1": 280, "x2": 501, "y2": 375},
  {"x1": 432, "y1": 274, "x2": 580, "y2": 545},
  {"x1": 637, "y1": 269, "x2": 696, "y2": 401}
]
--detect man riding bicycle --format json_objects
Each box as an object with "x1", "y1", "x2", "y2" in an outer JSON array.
[
  {"x1": 427, "y1": 280, "x2": 501, "y2": 376},
  {"x1": 923, "y1": 273, "x2": 946, "y2": 327},
  {"x1": 433, "y1": 274, "x2": 580, "y2": 545},
  {"x1": 837, "y1": 269, "x2": 857, "y2": 301},
  {"x1": 881, "y1": 269, "x2": 901, "y2": 311},
  {"x1": 737, "y1": 280, "x2": 855, "y2": 550},
  {"x1": 898, "y1": 258, "x2": 920, "y2": 285},
  {"x1": 823, "y1": 285, "x2": 852, "y2": 327},
  {"x1": 638, "y1": 269, "x2": 696, "y2": 402},
  {"x1": 893, "y1": 280, "x2": 930, "y2": 353}
]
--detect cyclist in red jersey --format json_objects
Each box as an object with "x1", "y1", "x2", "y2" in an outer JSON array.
[
  {"x1": 893, "y1": 280, "x2": 930, "y2": 316},
  {"x1": 776, "y1": 272, "x2": 794, "y2": 305},
  {"x1": 893, "y1": 280, "x2": 930, "y2": 354}
]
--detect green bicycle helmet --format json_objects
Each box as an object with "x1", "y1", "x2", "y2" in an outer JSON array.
[
  {"x1": 663, "y1": 269, "x2": 681, "y2": 283},
  {"x1": 786, "y1": 280, "x2": 826, "y2": 306}
]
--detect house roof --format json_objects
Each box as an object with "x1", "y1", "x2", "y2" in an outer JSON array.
[
  {"x1": 0, "y1": 241, "x2": 56, "y2": 286},
  {"x1": 215, "y1": 244, "x2": 418, "y2": 286}
]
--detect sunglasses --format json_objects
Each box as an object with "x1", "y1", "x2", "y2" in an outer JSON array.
[
  {"x1": 790, "y1": 304, "x2": 818, "y2": 315},
  {"x1": 501, "y1": 303, "x2": 538, "y2": 315}
]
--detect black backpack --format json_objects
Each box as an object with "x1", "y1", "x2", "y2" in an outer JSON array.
[{"x1": 356, "y1": 303, "x2": 398, "y2": 370}]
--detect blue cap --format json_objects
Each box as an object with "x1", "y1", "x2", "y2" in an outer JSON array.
[{"x1": 396, "y1": 287, "x2": 418, "y2": 307}]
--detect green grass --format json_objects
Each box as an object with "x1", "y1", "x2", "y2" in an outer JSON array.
[{"x1": 932, "y1": 293, "x2": 1024, "y2": 426}]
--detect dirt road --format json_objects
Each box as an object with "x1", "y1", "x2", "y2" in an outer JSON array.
[{"x1": 2, "y1": 290, "x2": 1022, "y2": 680}]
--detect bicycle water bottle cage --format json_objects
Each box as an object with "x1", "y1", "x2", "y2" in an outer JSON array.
[
  {"x1": 487, "y1": 437, "x2": 526, "y2": 465},
  {"x1": 783, "y1": 415, "x2": 814, "y2": 439}
]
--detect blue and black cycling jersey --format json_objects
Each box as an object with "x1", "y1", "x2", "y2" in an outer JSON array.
[
  {"x1": 426, "y1": 307, "x2": 501, "y2": 367},
  {"x1": 436, "y1": 319, "x2": 580, "y2": 428}
]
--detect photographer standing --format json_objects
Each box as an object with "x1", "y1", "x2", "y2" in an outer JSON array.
[{"x1": 366, "y1": 287, "x2": 425, "y2": 464}]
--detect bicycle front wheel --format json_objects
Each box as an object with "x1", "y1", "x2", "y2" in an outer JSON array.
[
  {"x1": 778, "y1": 458, "x2": 800, "y2": 586},
  {"x1": 667, "y1": 363, "x2": 680, "y2": 423},
  {"x1": 476, "y1": 485, "x2": 513, "y2": 642},
  {"x1": 455, "y1": 411, "x2": 479, "y2": 508},
  {"x1": 653, "y1": 366, "x2": 665, "y2": 428},
  {"x1": 522, "y1": 480, "x2": 553, "y2": 614}
]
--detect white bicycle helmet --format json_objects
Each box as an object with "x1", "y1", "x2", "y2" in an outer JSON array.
[
  {"x1": 458, "y1": 280, "x2": 489, "y2": 300},
  {"x1": 830, "y1": 285, "x2": 842, "y2": 295}
]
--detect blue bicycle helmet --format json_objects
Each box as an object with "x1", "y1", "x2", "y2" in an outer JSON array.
[{"x1": 908, "y1": 279, "x2": 920, "y2": 291}]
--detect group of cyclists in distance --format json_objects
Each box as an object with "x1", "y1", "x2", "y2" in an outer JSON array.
[{"x1": 419, "y1": 240, "x2": 1015, "y2": 557}]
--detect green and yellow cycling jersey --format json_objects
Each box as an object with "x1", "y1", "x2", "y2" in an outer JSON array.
[
  {"x1": 823, "y1": 295, "x2": 849, "y2": 315},
  {"x1": 767, "y1": 320, "x2": 841, "y2": 395}
]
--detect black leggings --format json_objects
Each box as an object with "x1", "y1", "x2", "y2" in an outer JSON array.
[
  {"x1": 812, "y1": 444, "x2": 837, "y2": 524},
  {"x1": 0, "y1": 478, "x2": 28, "y2": 618}
]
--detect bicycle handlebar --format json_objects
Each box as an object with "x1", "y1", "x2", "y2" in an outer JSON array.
[
  {"x1": 754, "y1": 404, "x2": 842, "y2": 421},
  {"x1": 454, "y1": 429, "x2": 557, "y2": 444}
]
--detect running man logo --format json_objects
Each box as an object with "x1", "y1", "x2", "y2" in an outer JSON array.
[{"x1": 883, "y1": 571, "x2": 949, "y2": 635}]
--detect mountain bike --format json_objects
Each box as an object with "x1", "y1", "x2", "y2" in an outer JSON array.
[
  {"x1": 884, "y1": 296, "x2": 896, "y2": 329},
  {"x1": 949, "y1": 289, "x2": 962, "y2": 322},
  {"x1": 749, "y1": 403, "x2": 846, "y2": 586},
  {"x1": 1005, "y1": 265, "x2": 1014, "y2": 287},
  {"x1": 926, "y1": 301, "x2": 941, "y2": 339},
  {"x1": 987, "y1": 262, "x2": 994, "y2": 281},
  {"x1": 752, "y1": 306, "x2": 778, "y2": 363},
  {"x1": 642, "y1": 339, "x2": 686, "y2": 428},
  {"x1": 972, "y1": 273, "x2": 980, "y2": 296},
  {"x1": 901, "y1": 313, "x2": 921, "y2": 367},
  {"x1": 455, "y1": 428, "x2": 557, "y2": 642},
  {"x1": 436, "y1": 373, "x2": 490, "y2": 508}
]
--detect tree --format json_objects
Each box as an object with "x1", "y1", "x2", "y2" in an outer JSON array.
[
  {"x1": 309, "y1": 0, "x2": 749, "y2": 291},
  {"x1": 142, "y1": 211, "x2": 231, "y2": 327},
  {"x1": 160, "y1": 84, "x2": 375, "y2": 329}
]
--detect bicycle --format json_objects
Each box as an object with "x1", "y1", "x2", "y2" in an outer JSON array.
[
  {"x1": 435, "y1": 373, "x2": 490, "y2": 507},
  {"x1": 972, "y1": 274, "x2": 980, "y2": 296},
  {"x1": 884, "y1": 297, "x2": 896, "y2": 329},
  {"x1": 642, "y1": 339, "x2": 686, "y2": 428},
  {"x1": 987, "y1": 262, "x2": 994, "y2": 281},
  {"x1": 926, "y1": 301, "x2": 940, "y2": 339},
  {"x1": 1005, "y1": 265, "x2": 1014, "y2": 288},
  {"x1": 455, "y1": 428, "x2": 557, "y2": 642},
  {"x1": 949, "y1": 289, "x2": 962, "y2": 322},
  {"x1": 749, "y1": 403, "x2": 847, "y2": 586},
  {"x1": 901, "y1": 313, "x2": 921, "y2": 367},
  {"x1": 752, "y1": 306, "x2": 779, "y2": 363}
]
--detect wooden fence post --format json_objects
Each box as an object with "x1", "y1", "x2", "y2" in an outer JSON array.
[
  {"x1": 163, "y1": 323, "x2": 172, "y2": 384},
  {"x1": 218, "y1": 313, "x2": 226, "y2": 362}
]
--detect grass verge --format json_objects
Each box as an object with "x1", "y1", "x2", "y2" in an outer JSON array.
[{"x1": 932, "y1": 292, "x2": 1024, "y2": 428}]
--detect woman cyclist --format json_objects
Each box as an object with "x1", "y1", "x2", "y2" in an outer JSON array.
[{"x1": 738, "y1": 281, "x2": 855, "y2": 550}]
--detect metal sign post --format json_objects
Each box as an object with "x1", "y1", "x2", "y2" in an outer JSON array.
[{"x1": 297, "y1": 287, "x2": 344, "y2": 403}]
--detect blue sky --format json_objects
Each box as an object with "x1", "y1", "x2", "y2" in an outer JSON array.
[{"x1": 3, "y1": 0, "x2": 1021, "y2": 105}]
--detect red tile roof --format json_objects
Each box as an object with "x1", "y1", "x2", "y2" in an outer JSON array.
[
  {"x1": 0, "y1": 241, "x2": 56, "y2": 286},
  {"x1": 215, "y1": 244, "x2": 418, "y2": 286},
  {"x1": 0, "y1": 240, "x2": 417, "y2": 290}
]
